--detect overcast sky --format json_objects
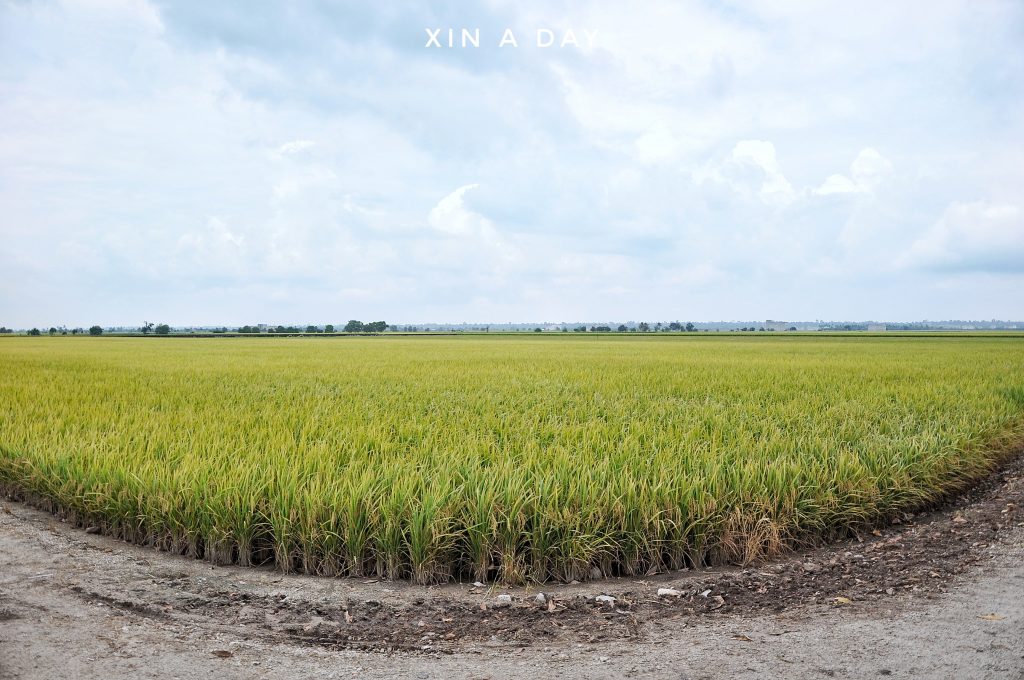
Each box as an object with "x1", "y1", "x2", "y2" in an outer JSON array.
[{"x1": 1, "y1": 0, "x2": 1022, "y2": 326}]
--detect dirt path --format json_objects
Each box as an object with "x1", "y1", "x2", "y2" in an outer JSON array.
[{"x1": 2, "y1": 459, "x2": 1023, "y2": 679}]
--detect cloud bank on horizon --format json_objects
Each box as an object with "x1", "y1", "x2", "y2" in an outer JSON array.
[{"x1": 1, "y1": 0, "x2": 1022, "y2": 326}]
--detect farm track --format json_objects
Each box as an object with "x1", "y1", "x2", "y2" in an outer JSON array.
[{"x1": 1, "y1": 453, "x2": 1023, "y2": 679}]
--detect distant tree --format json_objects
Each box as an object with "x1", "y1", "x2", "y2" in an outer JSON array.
[
  {"x1": 344, "y1": 320, "x2": 364, "y2": 333},
  {"x1": 305, "y1": 325, "x2": 318, "y2": 333},
  {"x1": 638, "y1": 322, "x2": 650, "y2": 332},
  {"x1": 685, "y1": 322, "x2": 695, "y2": 332},
  {"x1": 324, "y1": 324, "x2": 335, "y2": 333},
  {"x1": 617, "y1": 324, "x2": 628, "y2": 332},
  {"x1": 364, "y1": 321, "x2": 388, "y2": 333},
  {"x1": 0, "y1": 327, "x2": 9, "y2": 334},
  {"x1": 534, "y1": 327, "x2": 542, "y2": 333},
  {"x1": 140, "y1": 321, "x2": 154, "y2": 335},
  {"x1": 592, "y1": 325, "x2": 611, "y2": 332},
  {"x1": 573, "y1": 326, "x2": 586, "y2": 332},
  {"x1": 28, "y1": 328, "x2": 41, "y2": 336},
  {"x1": 89, "y1": 326, "x2": 103, "y2": 336},
  {"x1": 668, "y1": 322, "x2": 681, "y2": 331},
  {"x1": 48, "y1": 327, "x2": 57, "y2": 335},
  {"x1": 155, "y1": 324, "x2": 170, "y2": 335},
  {"x1": 788, "y1": 326, "x2": 797, "y2": 331}
]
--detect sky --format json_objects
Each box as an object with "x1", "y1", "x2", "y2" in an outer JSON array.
[{"x1": 1, "y1": 0, "x2": 1023, "y2": 327}]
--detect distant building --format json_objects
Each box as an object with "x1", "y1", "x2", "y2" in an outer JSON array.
[{"x1": 258, "y1": 324, "x2": 268, "y2": 333}]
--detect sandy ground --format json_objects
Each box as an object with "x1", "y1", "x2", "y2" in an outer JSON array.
[{"x1": 2, "y1": 468, "x2": 1023, "y2": 679}]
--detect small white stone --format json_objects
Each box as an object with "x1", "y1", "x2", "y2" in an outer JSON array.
[{"x1": 657, "y1": 588, "x2": 682, "y2": 597}]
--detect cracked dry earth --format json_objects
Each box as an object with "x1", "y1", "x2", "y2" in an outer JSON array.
[{"x1": 2, "y1": 457, "x2": 1023, "y2": 679}]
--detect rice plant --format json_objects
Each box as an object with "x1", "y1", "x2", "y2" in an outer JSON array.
[{"x1": 1, "y1": 334, "x2": 1022, "y2": 583}]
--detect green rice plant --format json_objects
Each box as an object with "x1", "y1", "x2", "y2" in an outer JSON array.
[{"x1": 0, "y1": 333, "x2": 1022, "y2": 583}]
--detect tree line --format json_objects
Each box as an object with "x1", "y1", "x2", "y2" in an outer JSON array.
[
  {"x1": 557, "y1": 322, "x2": 698, "y2": 333},
  {"x1": 10, "y1": 321, "x2": 389, "y2": 336},
  {"x1": 237, "y1": 321, "x2": 388, "y2": 334},
  {"x1": 15, "y1": 326, "x2": 105, "y2": 336}
]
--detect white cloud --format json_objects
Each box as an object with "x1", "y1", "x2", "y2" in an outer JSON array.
[
  {"x1": 423, "y1": 184, "x2": 524, "y2": 275},
  {"x1": 174, "y1": 217, "x2": 246, "y2": 272},
  {"x1": 816, "y1": 148, "x2": 893, "y2": 195},
  {"x1": 901, "y1": 201, "x2": 1024, "y2": 272},
  {"x1": 276, "y1": 139, "x2": 316, "y2": 155},
  {"x1": 428, "y1": 184, "x2": 491, "y2": 237},
  {"x1": 816, "y1": 174, "x2": 861, "y2": 195},
  {"x1": 731, "y1": 140, "x2": 795, "y2": 207},
  {"x1": 694, "y1": 140, "x2": 796, "y2": 207}
]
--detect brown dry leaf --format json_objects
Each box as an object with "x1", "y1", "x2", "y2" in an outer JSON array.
[
  {"x1": 547, "y1": 599, "x2": 556, "y2": 612},
  {"x1": 832, "y1": 597, "x2": 852, "y2": 606},
  {"x1": 732, "y1": 634, "x2": 753, "y2": 642},
  {"x1": 344, "y1": 610, "x2": 353, "y2": 624},
  {"x1": 977, "y1": 613, "x2": 1005, "y2": 621},
  {"x1": 211, "y1": 650, "x2": 233, "y2": 658},
  {"x1": 871, "y1": 529, "x2": 882, "y2": 537}
]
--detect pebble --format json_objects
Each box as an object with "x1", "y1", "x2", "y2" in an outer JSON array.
[
  {"x1": 534, "y1": 593, "x2": 548, "y2": 604},
  {"x1": 594, "y1": 595, "x2": 616, "y2": 605},
  {"x1": 493, "y1": 594, "x2": 513, "y2": 607},
  {"x1": 802, "y1": 562, "x2": 820, "y2": 573},
  {"x1": 657, "y1": 588, "x2": 682, "y2": 597}
]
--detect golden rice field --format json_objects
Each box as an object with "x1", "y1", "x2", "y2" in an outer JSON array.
[{"x1": 1, "y1": 335, "x2": 1023, "y2": 584}]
